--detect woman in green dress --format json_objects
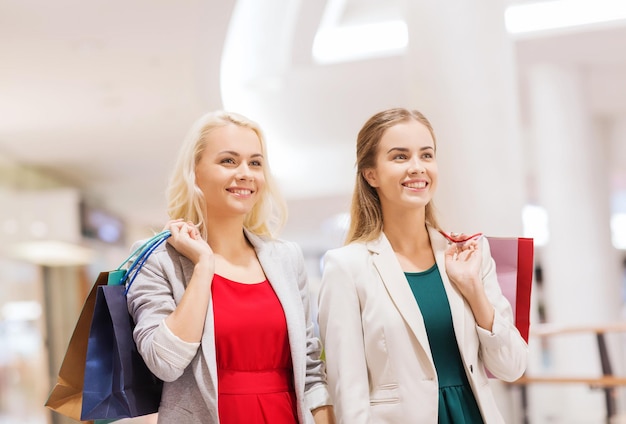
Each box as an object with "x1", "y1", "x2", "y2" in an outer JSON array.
[{"x1": 318, "y1": 108, "x2": 528, "y2": 423}]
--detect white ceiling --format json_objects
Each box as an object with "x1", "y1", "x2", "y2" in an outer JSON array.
[
  {"x1": 1, "y1": 0, "x2": 625, "y2": 244},
  {"x1": 0, "y1": 0, "x2": 235, "y2": 228}
]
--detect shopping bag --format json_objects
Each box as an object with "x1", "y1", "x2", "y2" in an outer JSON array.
[
  {"x1": 46, "y1": 231, "x2": 170, "y2": 421},
  {"x1": 80, "y1": 284, "x2": 162, "y2": 420},
  {"x1": 487, "y1": 237, "x2": 534, "y2": 343},
  {"x1": 43, "y1": 272, "x2": 109, "y2": 421}
]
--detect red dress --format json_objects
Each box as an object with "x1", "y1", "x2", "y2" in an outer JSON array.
[{"x1": 212, "y1": 274, "x2": 298, "y2": 424}]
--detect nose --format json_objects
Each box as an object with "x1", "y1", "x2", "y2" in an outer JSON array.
[
  {"x1": 236, "y1": 162, "x2": 253, "y2": 180},
  {"x1": 408, "y1": 157, "x2": 425, "y2": 175}
]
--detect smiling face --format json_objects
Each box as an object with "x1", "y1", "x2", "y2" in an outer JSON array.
[
  {"x1": 363, "y1": 120, "x2": 438, "y2": 213},
  {"x1": 194, "y1": 124, "x2": 266, "y2": 220}
]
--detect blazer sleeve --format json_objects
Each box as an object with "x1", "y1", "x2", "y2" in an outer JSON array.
[
  {"x1": 318, "y1": 248, "x2": 372, "y2": 423},
  {"x1": 126, "y1": 242, "x2": 200, "y2": 382},
  {"x1": 476, "y1": 237, "x2": 528, "y2": 381},
  {"x1": 289, "y1": 241, "x2": 332, "y2": 411}
]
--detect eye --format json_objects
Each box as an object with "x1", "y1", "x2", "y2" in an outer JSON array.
[
  {"x1": 220, "y1": 157, "x2": 236, "y2": 165},
  {"x1": 393, "y1": 153, "x2": 408, "y2": 160},
  {"x1": 249, "y1": 159, "x2": 263, "y2": 167},
  {"x1": 421, "y1": 148, "x2": 436, "y2": 159}
]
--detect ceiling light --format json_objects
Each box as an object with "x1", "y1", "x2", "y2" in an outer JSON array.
[
  {"x1": 9, "y1": 240, "x2": 95, "y2": 266},
  {"x1": 2, "y1": 301, "x2": 42, "y2": 321},
  {"x1": 611, "y1": 213, "x2": 626, "y2": 250},
  {"x1": 313, "y1": 20, "x2": 408, "y2": 65},
  {"x1": 522, "y1": 204, "x2": 549, "y2": 246},
  {"x1": 505, "y1": 0, "x2": 626, "y2": 35}
]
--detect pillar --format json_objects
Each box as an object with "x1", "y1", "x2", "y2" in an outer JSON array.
[
  {"x1": 527, "y1": 64, "x2": 622, "y2": 422},
  {"x1": 404, "y1": 1, "x2": 525, "y2": 236},
  {"x1": 403, "y1": 2, "x2": 526, "y2": 422}
]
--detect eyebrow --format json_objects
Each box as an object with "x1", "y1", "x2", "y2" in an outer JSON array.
[
  {"x1": 218, "y1": 150, "x2": 264, "y2": 158},
  {"x1": 386, "y1": 146, "x2": 434, "y2": 154}
]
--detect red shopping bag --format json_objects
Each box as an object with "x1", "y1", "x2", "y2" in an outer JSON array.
[{"x1": 487, "y1": 237, "x2": 534, "y2": 343}]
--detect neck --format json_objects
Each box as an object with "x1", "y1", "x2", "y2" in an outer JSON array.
[
  {"x1": 382, "y1": 207, "x2": 430, "y2": 254},
  {"x1": 205, "y1": 216, "x2": 250, "y2": 257}
]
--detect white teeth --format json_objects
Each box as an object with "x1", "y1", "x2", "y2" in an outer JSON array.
[
  {"x1": 229, "y1": 189, "x2": 252, "y2": 195},
  {"x1": 404, "y1": 181, "x2": 426, "y2": 189}
]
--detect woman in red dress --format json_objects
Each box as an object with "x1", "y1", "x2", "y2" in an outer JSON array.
[{"x1": 127, "y1": 111, "x2": 334, "y2": 423}]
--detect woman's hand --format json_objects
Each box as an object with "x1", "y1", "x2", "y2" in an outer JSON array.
[
  {"x1": 165, "y1": 219, "x2": 213, "y2": 266},
  {"x1": 444, "y1": 237, "x2": 482, "y2": 295},
  {"x1": 163, "y1": 219, "x2": 215, "y2": 342},
  {"x1": 444, "y1": 234, "x2": 494, "y2": 331},
  {"x1": 312, "y1": 405, "x2": 335, "y2": 424}
]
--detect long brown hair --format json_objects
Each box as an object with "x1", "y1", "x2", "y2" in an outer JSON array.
[{"x1": 345, "y1": 108, "x2": 440, "y2": 244}]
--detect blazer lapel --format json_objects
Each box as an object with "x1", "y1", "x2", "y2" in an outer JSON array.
[
  {"x1": 368, "y1": 234, "x2": 434, "y2": 365},
  {"x1": 428, "y1": 227, "x2": 466, "y2": 354},
  {"x1": 245, "y1": 230, "x2": 306, "y2": 397},
  {"x1": 244, "y1": 230, "x2": 294, "y2": 316}
]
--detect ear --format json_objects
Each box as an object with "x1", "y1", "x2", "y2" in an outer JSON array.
[{"x1": 362, "y1": 168, "x2": 379, "y2": 188}]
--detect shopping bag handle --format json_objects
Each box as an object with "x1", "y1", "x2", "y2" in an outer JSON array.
[
  {"x1": 107, "y1": 230, "x2": 171, "y2": 288},
  {"x1": 439, "y1": 230, "x2": 483, "y2": 244},
  {"x1": 123, "y1": 233, "x2": 170, "y2": 295},
  {"x1": 116, "y1": 230, "x2": 171, "y2": 271}
]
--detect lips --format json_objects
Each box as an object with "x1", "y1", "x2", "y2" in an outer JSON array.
[
  {"x1": 402, "y1": 180, "x2": 428, "y2": 189},
  {"x1": 226, "y1": 187, "x2": 254, "y2": 196}
]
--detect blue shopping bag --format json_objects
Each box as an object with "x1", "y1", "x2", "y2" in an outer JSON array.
[
  {"x1": 80, "y1": 231, "x2": 170, "y2": 421},
  {"x1": 45, "y1": 230, "x2": 170, "y2": 421}
]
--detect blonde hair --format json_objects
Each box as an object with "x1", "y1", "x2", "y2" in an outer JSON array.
[
  {"x1": 166, "y1": 111, "x2": 287, "y2": 239},
  {"x1": 345, "y1": 108, "x2": 440, "y2": 244}
]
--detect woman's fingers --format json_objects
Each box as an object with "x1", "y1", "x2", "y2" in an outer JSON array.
[
  {"x1": 166, "y1": 220, "x2": 200, "y2": 244},
  {"x1": 445, "y1": 239, "x2": 479, "y2": 262}
]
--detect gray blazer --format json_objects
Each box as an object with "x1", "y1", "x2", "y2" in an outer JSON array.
[{"x1": 126, "y1": 230, "x2": 331, "y2": 423}]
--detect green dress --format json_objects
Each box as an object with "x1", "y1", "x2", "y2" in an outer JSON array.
[{"x1": 405, "y1": 264, "x2": 485, "y2": 424}]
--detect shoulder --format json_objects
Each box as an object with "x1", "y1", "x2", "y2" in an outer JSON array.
[
  {"x1": 246, "y1": 232, "x2": 304, "y2": 265},
  {"x1": 255, "y1": 234, "x2": 301, "y2": 254},
  {"x1": 128, "y1": 236, "x2": 188, "y2": 273},
  {"x1": 129, "y1": 236, "x2": 167, "y2": 262},
  {"x1": 270, "y1": 236, "x2": 300, "y2": 251},
  {"x1": 323, "y1": 241, "x2": 369, "y2": 264},
  {"x1": 328, "y1": 241, "x2": 368, "y2": 255}
]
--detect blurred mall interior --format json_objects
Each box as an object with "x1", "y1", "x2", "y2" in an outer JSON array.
[{"x1": 1, "y1": 0, "x2": 626, "y2": 423}]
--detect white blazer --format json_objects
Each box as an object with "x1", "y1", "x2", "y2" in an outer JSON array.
[{"x1": 318, "y1": 227, "x2": 527, "y2": 423}]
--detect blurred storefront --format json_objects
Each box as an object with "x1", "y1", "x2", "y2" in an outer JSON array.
[{"x1": 0, "y1": 160, "x2": 154, "y2": 423}]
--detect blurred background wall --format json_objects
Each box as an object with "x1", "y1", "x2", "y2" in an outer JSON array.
[{"x1": 1, "y1": 0, "x2": 626, "y2": 423}]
